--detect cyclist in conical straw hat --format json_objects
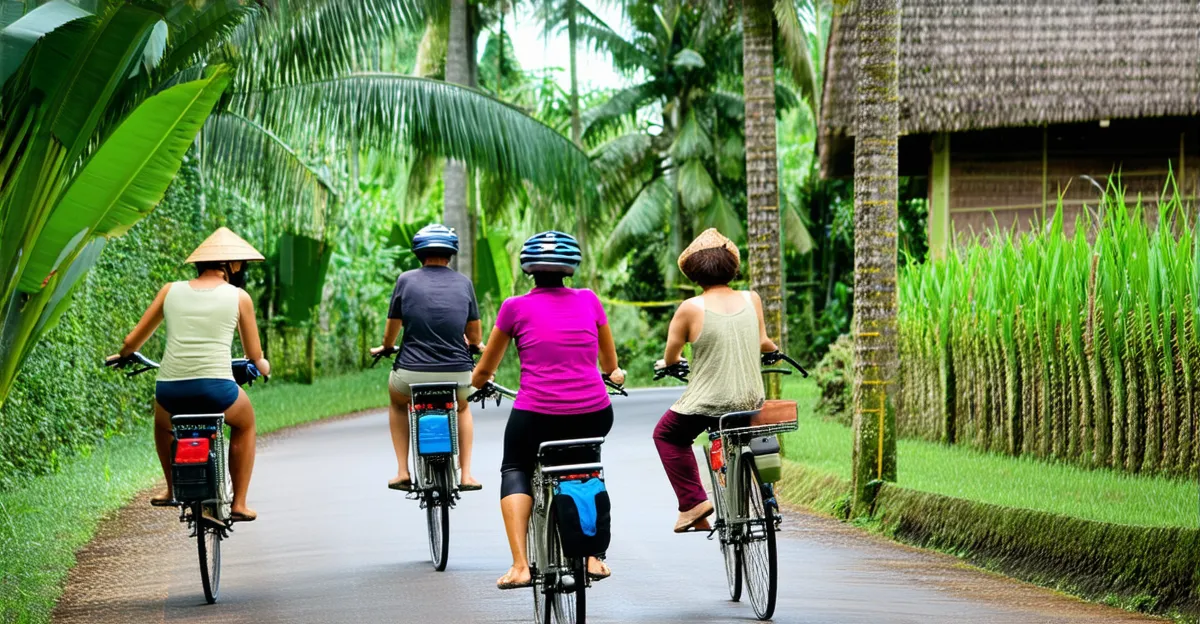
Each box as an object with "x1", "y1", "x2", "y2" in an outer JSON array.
[
  {"x1": 471, "y1": 230, "x2": 625, "y2": 589},
  {"x1": 652, "y1": 228, "x2": 778, "y2": 533},
  {"x1": 108, "y1": 227, "x2": 271, "y2": 522},
  {"x1": 372, "y1": 224, "x2": 484, "y2": 491}
]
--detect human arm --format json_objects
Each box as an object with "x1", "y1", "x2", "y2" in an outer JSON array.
[
  {"x1": 471, "y1": 326, "x2": 510, "y2": 389},
  {"x1": 750, "y1": 291, "x2": 779, "y2": 353},
  {"x1": 658, "y1": 302, "x2": 697, "y2": 368},
  {"x1": 465, "y1": 319, "x2": 483, "y2": 350},
  {"x1": 597, "y1": 324, "x2": 624, "y2": 385},
  {"x1": 371, "y1": 319, "x2": 403, "y2": 355},
  {"x1": 108, "y1": 284, "x2": 169, "y2": 361},
  {"x1": 236, "y1": 289, "x2": 270, "y2": 376}
]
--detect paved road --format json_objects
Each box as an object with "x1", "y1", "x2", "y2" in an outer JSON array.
[{"x1": 55, "y1": 389, "x2": 1155, "y2": 623}]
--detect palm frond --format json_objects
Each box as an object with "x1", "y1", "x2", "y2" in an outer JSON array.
[
  {"x1": 670, "y1": 108, "x2": 712, "y2": 161},
  {"x1": 604, "y1": 174, "x2": 671, "y2": 263},
  {"x1": 697, "y1": 191, "x2": 745, "y2": 244},
  {"x1": 717, "y1": 133, "x2": 744, "y2": 180},
  {"x1": 677, "y1": 158, "x2": 715, "y2": 212},
  {"x1": 774, "y1": 0, "x2": 819, "y2": 116},
  {"x1": 229, "y1": 73, "x2": 594, "y2": 207},
  {"x1": 562, "y1": 2, "x2": 655, "y2": 74},
  {"x1": 582, "y1": 80, "x2": 660, "y2": 141},
  {"x1": 202, "y1": 111, "x2": 336, "y2": 238},
  {"x1": 783, "y1": 199, "x2": 814, "y2": 254}
]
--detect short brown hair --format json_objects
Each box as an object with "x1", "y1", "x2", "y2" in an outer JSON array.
[{"x1": 680, "y1": 247, "x2": 739, "y2": 286}]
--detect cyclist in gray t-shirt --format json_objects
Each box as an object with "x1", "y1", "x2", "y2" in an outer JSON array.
[{"x1": 372, "y1": 224, "x2": 484, "y2": 491}]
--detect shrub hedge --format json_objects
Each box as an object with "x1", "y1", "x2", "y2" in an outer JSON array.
[{"x1": 0, "y1": 154, "x2": 205, "y2": 488}]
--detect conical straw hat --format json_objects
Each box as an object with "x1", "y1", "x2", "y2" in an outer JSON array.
[
  {"x1": 185, "y1": 227, "x2": 265, "y2": 263},
  {"x1": 677, "y1": 228, "x2": 740, "y2": 271}
]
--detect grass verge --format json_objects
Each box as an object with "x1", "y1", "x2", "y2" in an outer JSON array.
[
  {"x1": 780, "y1": 377, "x2": 1195, "y2": 528},
  {"x1": 0, "y1": 369, "x2": 391, "y2": 624},
  {"x1": 777, "y1": 375, "x2": 1200, "y2": 619}
]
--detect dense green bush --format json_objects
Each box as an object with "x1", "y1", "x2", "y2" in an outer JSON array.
[
  {"x1": 813, "y1": 333, "x2": 853, "y2": 425},
  {"x1": 0, "y1": 155, "x2": 206, "y2": 488}
]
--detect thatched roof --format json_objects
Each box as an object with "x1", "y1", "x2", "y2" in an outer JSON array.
[{"x1": 820, "y1": 0, "x2": 1200, "y2": 177}]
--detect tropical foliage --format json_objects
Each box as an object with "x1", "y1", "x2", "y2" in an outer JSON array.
[{"x1": 898, "y1": 187, "x2": 1198, "y2": 477}]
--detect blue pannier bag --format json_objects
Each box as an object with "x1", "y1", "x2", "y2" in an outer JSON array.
[
  {"x1": 554, "y1": 478, "x2": 611, "y2": 557},
  {"x1": 417, "y1": 414, "x2": 453, "y2": 455}
]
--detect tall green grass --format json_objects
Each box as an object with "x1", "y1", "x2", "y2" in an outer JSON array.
[
  {"x1": 0, "y1": 369, "x2": 391, "y2": 624},
  {"x1": 898, "y1": 185, "x2": 1199, "y2": 477},
  {"x1": 780, "y1": 377, "x2": 1195, "y2": 527}
]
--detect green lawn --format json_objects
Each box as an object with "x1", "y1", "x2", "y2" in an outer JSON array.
[
  {"x1": 0, "y1": 369, "x2": 392, "y2": 624},
  {"x1": 780, "y1": 377, "x2": 1196, "y2": 528}
]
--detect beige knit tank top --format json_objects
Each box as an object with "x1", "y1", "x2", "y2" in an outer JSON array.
[
  {"x1": 670, "y1": 292, "x2": 765, "y2": 417},
  {"x1": 158, "y1": 282, "x2": 240, "y2": 381}
]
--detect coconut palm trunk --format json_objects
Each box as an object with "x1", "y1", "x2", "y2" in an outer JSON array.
[
  {"x1": 444, "y1": 0, "x2": 472, "y2": 280},
  {"x1": 742, "y1": 0, "x2": 785, "y2": 398},
  {"x1": 850, "y1": 0, "x2": 900, "y2": 512}
]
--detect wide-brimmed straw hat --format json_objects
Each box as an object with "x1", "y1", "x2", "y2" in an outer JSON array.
[
  {"x1": 185, "y1": 227, "x2": 265, "y2": 263},
  {"x1": 677, "y1": 228, "x2": 740, "y2": 272}
]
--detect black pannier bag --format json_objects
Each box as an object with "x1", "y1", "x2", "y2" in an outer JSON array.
[{"x1": 553, "y1": 477, "x2": 611, "y2": 558}]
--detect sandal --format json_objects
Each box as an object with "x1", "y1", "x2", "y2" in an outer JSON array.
[
  {"x1": 674, "y1": 500, "x2": 715, "y2": 533},
  {"x1": 459, "y1": 482, "x2": 483, "y2": 492},
  {"x1": 388, "y1": 478, "x2": 413, "y2": 491},
  {"x1": 150, "y1": 495, "x2": 177, "y2": 507},
  {"x1": 587, "y1": 558, "x2": 611, "y2": 581},
  {"x1": 230, "y1": 510, "x2": 257, "y2": 523},
  {"x1": 497, "y1": 570, "x2": 533, "y2": 590}
]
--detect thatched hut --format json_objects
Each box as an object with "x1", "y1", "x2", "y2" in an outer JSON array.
[{"x1": 819, "y1": 0, "x2": 1200, "y2": 255}]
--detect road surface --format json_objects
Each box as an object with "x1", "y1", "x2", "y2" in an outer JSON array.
[{"x1": 55, "y1": 389, "x2": 1155, "y2": 623}]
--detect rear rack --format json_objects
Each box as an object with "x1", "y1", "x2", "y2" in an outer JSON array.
[{"x1": 718, "y1": 421, "x2": 799, "y2": 438}]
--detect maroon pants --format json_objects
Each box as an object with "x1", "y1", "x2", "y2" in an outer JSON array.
[{"x1": 652, "y1": 409, "x2": 712, "y2": 512}]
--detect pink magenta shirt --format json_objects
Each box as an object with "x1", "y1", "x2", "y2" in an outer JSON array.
[{"x1": 495, "y1": 287, "x2": 612, "y2": 414}]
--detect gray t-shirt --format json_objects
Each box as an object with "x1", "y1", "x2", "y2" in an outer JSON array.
[{"x1": 387, "y1": 266, "x2": 480, "y2": 373}]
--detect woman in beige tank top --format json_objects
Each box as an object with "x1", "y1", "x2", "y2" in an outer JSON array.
[
  {"x1": 109, "y1": 228, "x2": 271, "y2": 522},
  {"x1": 652, "y1": 229, "x2": 778, "y2": 533}
]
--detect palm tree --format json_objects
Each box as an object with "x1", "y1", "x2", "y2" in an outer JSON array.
[
  {"x1": 0, "y1": 0, "x2": 593, "y2": 408},
  {"x1": 850, "y1": 0, "x2": 900, "y2": 511},
  {"x1": 444, "y1": 0, "x2": 474, "y2": 279},
  {"x1": 742, "y1": 0, "x2": 784, "y2": 397}
]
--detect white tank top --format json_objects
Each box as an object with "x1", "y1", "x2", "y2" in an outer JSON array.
[{"x1": 158, "y1": 282, "x2": 240, "y2": 381}]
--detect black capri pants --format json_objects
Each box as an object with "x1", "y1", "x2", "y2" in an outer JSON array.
[{"x1": 500, "y1": 404, "x2": 614, "y2": 498}]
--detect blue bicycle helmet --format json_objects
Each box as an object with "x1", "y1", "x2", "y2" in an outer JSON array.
[
  {"x1": 520, "y1": 231, "x2": 582, "y2": 275},
  {"x1": 411, "y1": 224, "x2": 459, "y2": 256}
]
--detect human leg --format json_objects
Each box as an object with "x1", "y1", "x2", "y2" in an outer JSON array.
[
  {"x1": 498, "y1": 408, "x2": 538, "y2": 587},
  {"x1": 387, "y1": 373, "x2": 413, "y2": 487},
  {"x1": 652, "y1": 409, "x2": 714, "y2": 529},
  {"x1": 222, "y1": 388, "x2": 258, "y2": 519},
  {"x1": 455, "y1": 397, "x2": 480, "y2": 488},
  {"x1": 152, "y1": 400, "x2": 174, "y2": 503}
]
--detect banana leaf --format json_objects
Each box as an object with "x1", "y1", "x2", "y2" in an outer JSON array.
[
  {"x1": 19, "y1": 67, "x2": 231, "y2": 293},
  {"x1": 0, "y1": 0, "x2": 89, "y2": 87},
  {"x1": 277, "y1": 232, "x2": 333, "y2": 324},
  {"x1": 474, "y1": 226, "x2": 513, "y2": 301}
]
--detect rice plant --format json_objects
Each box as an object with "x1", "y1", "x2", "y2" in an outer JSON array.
[{"x1": 898, "y1": 183, "x2": 1199, "y2": 477}]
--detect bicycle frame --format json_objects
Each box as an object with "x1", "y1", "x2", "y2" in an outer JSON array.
[{"x1": 706, "y1": 416, "x2": 794, "y2": 544}]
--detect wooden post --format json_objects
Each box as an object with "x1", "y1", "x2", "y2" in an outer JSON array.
[{"x1": 928, "y1": 134, "x2": 951, "y2": 260}]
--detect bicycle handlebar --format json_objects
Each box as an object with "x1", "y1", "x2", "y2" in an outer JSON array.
[
  {"x1": 370, "y1": 345, "x2": 399, "y2": 368},
  {"x1": 603, "y1": 375, "x2": 628, "y2": 397},
  {"x1": 468, "y1": 380, "x2": 518, "y2": 408},
  {"x1": 106, "y1": 352, "x2": 267, "y2": 386},
  {"x1": 653, "y1": 351, "x2": 809, "y2": 383}
]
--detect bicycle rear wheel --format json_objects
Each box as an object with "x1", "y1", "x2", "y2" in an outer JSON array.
[
  {"x1": 705, "y1": 443, "x2": 741, "y2": 602},
  {"x1": 426, "y1": 468, "x2": 451, "y2": 571},
  {"x1": 195, "y1": 503, "x2": 222, "y2": 604},
  {"x1": 547, "y1": 508, "x2": 586, "y2": 623},
  {"x1": 740, "y1": 454, "x2": 777, "y2": 620},
  {"x1": 529, "y1": 516, "x2": 546, "y2": 624}
]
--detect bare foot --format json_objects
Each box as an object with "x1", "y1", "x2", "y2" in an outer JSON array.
[
  {"x1": 587, "y1": 557, "x2": 611, "y2": 579},
  {"x1": 388, "y1": 471, "x2": 412, "y2": 488},
  {"x1": 460, "y1": 473, "x2": 481, "y2": 487},
  {"x1": 497, "y1": 565, "x2": 532, "y2": 589}
]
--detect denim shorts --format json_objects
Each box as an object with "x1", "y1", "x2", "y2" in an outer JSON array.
[{"x1": 156, "y1": 379, "x2": 240, "y2": 415}]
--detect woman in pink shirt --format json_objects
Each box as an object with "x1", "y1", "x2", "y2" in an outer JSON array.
[{"x1": 471, "y1": 231, "x2": 625, "y2": 590}]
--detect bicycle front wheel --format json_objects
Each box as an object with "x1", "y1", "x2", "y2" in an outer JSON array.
[
  {"x1": 705, "y1": 443, "x2": 741, "y2": 602},
  {"x1": 740, "y1": 454, "x2": 777, "y2": 620},
  {"x1": 547, "y1": 508, "x2": 586, "y2": 623},
  {"x1": 426, "y1": 476, "x2": 451, "y2": 571},
  {"x1": 195, "y1": 503, "x2": 222, "y2": 604}
]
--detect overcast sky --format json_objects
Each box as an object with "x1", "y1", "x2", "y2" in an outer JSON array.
[{"x1": 500, "y1": 3, "x2": 632, "y2": 91}]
